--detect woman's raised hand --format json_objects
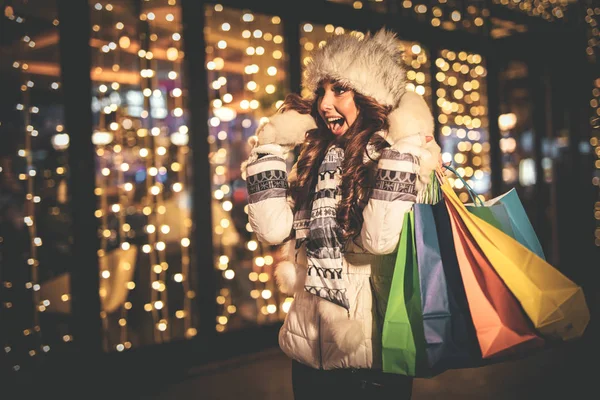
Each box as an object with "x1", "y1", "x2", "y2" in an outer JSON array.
[{"x1": 255, "y1": 110, "x2": 317, "y2": 148}]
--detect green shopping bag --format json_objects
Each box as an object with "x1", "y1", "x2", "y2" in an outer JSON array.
[{"x1": 382, "y1": 211, "x2": 428, "y2": 376}]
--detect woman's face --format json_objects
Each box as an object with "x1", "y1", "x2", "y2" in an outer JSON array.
[{"x1": 317, "y1": 81, "x2": 358, "y2": 136}]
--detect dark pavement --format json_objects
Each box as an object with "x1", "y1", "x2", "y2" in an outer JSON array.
[
  {"x1": 9, "y1": 291, "x2": 599, "y2": 400},
  {"x1": 143, "y1": 322, "x2": 598, "y2": 400}
]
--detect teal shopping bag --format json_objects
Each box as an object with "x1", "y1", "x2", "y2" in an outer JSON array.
[
  {"x1": 444, "y1": 165, "x2": 545, "y2": 260},
  {"x1": 382, "y1": 211, "x2": 428, "y2": 376},
  {"x1": 469, "y1": 189, "x2": 545, "y2": 260}
]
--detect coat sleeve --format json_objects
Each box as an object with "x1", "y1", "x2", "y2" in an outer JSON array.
[
  {"x1": 245, "y1": 145, "x2": 294, "y2": 246},
  {"x1": 360, "y1": 147, "x2": 420, "y2": 255}
]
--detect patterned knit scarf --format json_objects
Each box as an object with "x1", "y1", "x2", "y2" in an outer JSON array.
[{"x1": 293, "y1": 145, "x2": 349, "y2": 310}]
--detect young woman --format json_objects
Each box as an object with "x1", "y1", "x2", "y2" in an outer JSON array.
[{"x1": 242, "y1": 29, "x2": 441, "y2": 399}]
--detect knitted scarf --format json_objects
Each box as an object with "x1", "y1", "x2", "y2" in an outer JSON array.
[{"x1": 292, "y1": 145, "x2": 349, "y2": 310}]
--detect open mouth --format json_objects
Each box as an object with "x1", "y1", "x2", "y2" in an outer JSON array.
[{"x1": 326, "y1": 116, "x2": 346, "y2": 135}]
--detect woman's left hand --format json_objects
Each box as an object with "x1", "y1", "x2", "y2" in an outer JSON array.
[{"x1": 256, "y1": 110, "x2": 317, "y2": 148}]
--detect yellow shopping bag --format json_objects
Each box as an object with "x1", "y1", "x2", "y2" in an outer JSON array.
[{"x1": 440, "y1": 179, "x2": 590, "y2": 341}]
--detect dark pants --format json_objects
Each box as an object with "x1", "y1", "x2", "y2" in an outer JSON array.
[{"x1": 291, "y1": 360, "x2": 413, "y2": 400}]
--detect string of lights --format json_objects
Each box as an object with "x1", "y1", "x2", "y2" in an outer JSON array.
[
  {"x1": 1, "y1": 4, "x2": 58, "y2": 375},
  {"x1": 142, "y1": 8, "x2": 170, "y2": 344},
  {"x1": 114, "y1": 108, "x2": 132, "y2": 349},
  {"x1": 246, "y1": 11, "x2": 280, "y2": 326},
  {"x1": 88, "y1": 0, "x2": 197, "y2": 349},
  {"x1": 107, "y1": 5, "x2": 132, "y2": 352},
  {"x1": 163, "y1": 0, "x2": 197, "y2": 340},
  {"x1": 208, "y1": 4, "x2": 234, "y2": 333},
  {"x1": 584, "y1": 4, "x2": 600, "y2": 246},
  {"x1": 206, "y1": 4, "x2": 289, "y2": 332},
  {"x1": 493, "y1": 0, "x2": 571, "y2": 21},
  {"x1": 327, "y1": 0, "x2": 488, "y2": 33},
  {"x1": 91, "y1": 1, "x2": 135, "y2": 352}
]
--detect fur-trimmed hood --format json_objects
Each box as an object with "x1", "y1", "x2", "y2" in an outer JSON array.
[{"x1": 304, "y1": 28, "x2": 406, "y2": 108}]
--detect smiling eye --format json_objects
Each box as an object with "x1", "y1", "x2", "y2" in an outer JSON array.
[{"x1": 333, "y1": 85, "x2": 347, "y2": 95}]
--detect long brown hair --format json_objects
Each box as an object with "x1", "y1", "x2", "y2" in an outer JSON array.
[{"x1": 282, "y1": 86, "x2": 391, "y2": 243}]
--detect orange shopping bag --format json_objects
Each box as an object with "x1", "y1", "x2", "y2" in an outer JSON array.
[
  {"x1": 440, "y1": 178, "x2": 590, "y2": 341},
  {"x1": 445, "y1": 200, "x2": 544, "y2": 358}
]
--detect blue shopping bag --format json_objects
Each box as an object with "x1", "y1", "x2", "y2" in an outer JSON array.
[{"x1": 414, "y1": 202, "x2": 482, "y2": 373}]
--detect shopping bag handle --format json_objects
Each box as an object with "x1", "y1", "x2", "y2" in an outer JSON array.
[{"x1": 441, "y1": 164, "x2": 485, "y2": 207}]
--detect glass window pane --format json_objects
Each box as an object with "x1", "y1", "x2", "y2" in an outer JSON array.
[
  {"x1": 89, "y1": 0, "x2": 197, "y2": 351},
  {"x1": 496, "y1": 60, "x2": 556, "y2": 258},
  {"x1": 498, "y1": 61, "x2": 534, "y2": 192},
  {"x1": 435, "y1": 49, "x2": 490, "y2": 202},
  {"x1": 204, "y1": 4, "x2": 290, "y2": 332},
  {"x1": 1, "y1": 1, "x2": 70, "y2": 375}
]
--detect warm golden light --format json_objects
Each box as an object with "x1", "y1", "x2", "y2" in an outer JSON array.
[{"x1": 498, "y1": 113, "x2": 517, "y2": 131}]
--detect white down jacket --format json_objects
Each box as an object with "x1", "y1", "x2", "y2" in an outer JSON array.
[{"x1": 244, "y1": 92, "x2": 440, "y2": 371}]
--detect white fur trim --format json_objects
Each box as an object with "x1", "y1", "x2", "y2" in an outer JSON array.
[
  {"x1": 247, "y1": 135, "x2": 258, "y2": 148},
  {"x1": 318, "y1": 298, "x2": 365, "y2": 355},
  {"x1": 240, "y1": 159, "x2": 250, "y2": 178},
  {"x1": 274, "y1": 240, "x2": 305, "y2": 295},
  {"x1": 257, "y1": 110, "x2": 317, "y2": 147},
  {"x1": 274, "y1": 260, "x2": 305, "y2": 295},
  {"x1": 385, "y1": 90, "x2": 441, "y2": 194},
  {"x1": 304, "y1": 28, "x2": 406, "y2": 107},
  {"x1": 390, "y1": 136, "x2": 424, "y2": 154},
  {"x1": 387, "y1": 91, "x2": 435, "y2": 146},
  {"x1": 328, "y1": 318, "x2": 365, "y2": 355}
]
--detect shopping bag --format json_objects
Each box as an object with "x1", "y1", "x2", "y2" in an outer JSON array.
[
  {"x1": 382, "y1": 211, "x2": 427, "y2": 376},
  {"x1": 444, "y1": 165, "x2": 546, "y2": 260},
  {"x1": 440, "y1": 178, "x2": 590, "y2": 341},
  {"x1": 413, "y1": 202, "x2": 481, "y2": 371},
  {"x1": 444, "y1": 165, "x2": 544, "y2": 259},
  {"x1": 466, "y1": 199, "x2": 516, "y2": 237},
  {"x1": 446, "y1": 201, "x2": 545, "y2": 358},
  {"x1": 470, "y1": 188, "x2": 545, "y2": 259}
]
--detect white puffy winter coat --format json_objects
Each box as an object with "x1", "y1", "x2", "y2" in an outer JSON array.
[
  {"x1": 244, "y1": 92, "x2": 439, "y2": 371},
  {"x1": 246, "y1": 142, "x2": 427, "y2": 371}
]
